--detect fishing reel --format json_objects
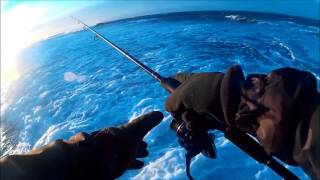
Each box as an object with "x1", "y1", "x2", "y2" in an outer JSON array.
[{"x1": 170, "y1": 118, "x2": 217, "y2": 179}]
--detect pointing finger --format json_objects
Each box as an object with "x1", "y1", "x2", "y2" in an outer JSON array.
[
  {"x1": 139, "y1": 141, "x2": 147, "y2": 150},
  {"x1": 136, "y1": 148, "x2": 149, "y2": 158},
  {"x1": 127, "y1": 159, "x2": 144, "y2": 170},
  {"x1": 121, "y1": 111, "x2": 163, "y2": 142}
]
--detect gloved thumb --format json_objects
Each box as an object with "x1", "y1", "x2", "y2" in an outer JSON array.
[{"x1": 120, "y1": 111, "x2": 163, "y2": 142}]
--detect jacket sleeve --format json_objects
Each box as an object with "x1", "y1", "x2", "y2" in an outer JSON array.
[
  {"x1": 230, "y1": 67, "x2": 319, "y2": 178},
  {"x1": 293, "y1": 104, "x2": 320, "y2": 179},
  {"x1": 0, "y1": 132, "x2": 112, "y2": 180},
  {"x1": 256, "y1": 68, "x2": 319, "y2": 164}
]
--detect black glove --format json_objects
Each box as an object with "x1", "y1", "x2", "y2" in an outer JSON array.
[
  {"x1": 0, "y1": 111, "x2": 163, "y2": 180},
  {"x1": 165, "y1": 65, "x2": 245, "y2": 132},
  {"x1": 88, "y1": 111, "x2": 164, "y2": 179}
]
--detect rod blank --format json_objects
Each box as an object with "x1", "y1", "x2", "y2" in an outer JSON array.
[{"x1": 71, "y1": 16, "x2": 164, "y2": 82}]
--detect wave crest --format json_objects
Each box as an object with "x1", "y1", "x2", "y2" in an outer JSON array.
[{"x1": 225, "y1": 15, "x2": 257, "y2": 23}]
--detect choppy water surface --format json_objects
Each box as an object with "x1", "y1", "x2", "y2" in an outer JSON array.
[{"x1": 1, "y1": 11, "x2": 319, "y2": 179}]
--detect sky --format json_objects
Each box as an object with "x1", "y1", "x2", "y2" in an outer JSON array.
[{"x1": 1, "y1": 0, "x2": 319, "y2": 90}]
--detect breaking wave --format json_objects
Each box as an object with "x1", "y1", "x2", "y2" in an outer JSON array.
[{"x1": 225, "y1": 15, "x2": 257, "y2": 23}]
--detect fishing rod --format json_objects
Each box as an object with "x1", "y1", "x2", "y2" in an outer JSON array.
[{"x1": 72, "y1": 17, "x2": 299, "y2": 180}]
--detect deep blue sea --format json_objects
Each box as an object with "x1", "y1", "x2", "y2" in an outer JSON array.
[{"x1": 1, "y1": 11, "x2": 319, "y2": 179}]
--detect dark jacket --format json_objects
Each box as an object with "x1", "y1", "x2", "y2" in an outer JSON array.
[{"x1": 227, "y1": 67, "x2": 320, "y2": 179}]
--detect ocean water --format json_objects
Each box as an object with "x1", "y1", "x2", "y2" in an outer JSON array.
[{"x1": 1, "y1": 11, "x2": 319, "y2": 179}]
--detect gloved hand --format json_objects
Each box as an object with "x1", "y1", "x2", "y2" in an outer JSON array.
[
  {"x1": 93, "y1": 112, "x2": 163, "y2": 178},
  {"x1": 0, "y1": 111, "x2": 163, "y2": 180},
  {"x1": 165, "y1": 65, "x2": 245, "y2": 132},
  {"x1": 85, "y1": 111, "x2": 164, "y2": 179},
  {"x1": 165, "y1": 65, "x2": 320, "y2": 179}
]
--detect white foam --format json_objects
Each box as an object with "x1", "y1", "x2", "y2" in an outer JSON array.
[
  {"x1": 254, "y1": 166, "x2": 268, "y2": 180},
  {"x1": 133, "y1": 148, "x2": 185, "y2": 180},
  {"x1": 216, "y1": 136, "x2": 230, "y2": 148},
  {"x1": 32, "y1": 105, "x2": 42, "y2": 115},
  {"x1": 225, "y1": 15, "x2": 247, "y2": 21},
  {"x1": 33, "y1": 121, "x2": 70, "y2": 148},
  {"x1": 39, "y1": 91, "x2": 49, "y2": 99},
  {"x1": 129, "y1": 18, "x2": 156, "y2": 24},
  {"x1": 50, "y1": 96, "x2": 67, "y2": 117},
  {"x1": 64, "y1": 72, "x2": 86, "y2": 83},
  {"x1": 91, "y1": 104, "x2": 99, "y2": 114},
  {"x1": 311, "y1": 72, "x2": 320, "y2": 81},
  {"x1": 16, "y1": 96, "x2": 25, "y2": 105},
  {"x1": 182, "y1": 25, "x2": 195, "y2": 32},
  {"x1": 106, "y1": 80, "x2": 117, "y2": 88},
  {"x1": 279, "y1": 42, "x2": 296, "y2": 60},
  {"x1": 12, "y1": 142, "x2": 32, "y2": 155},
  {"x1": 129, "y1": 98, "x2": 160, "y2": 121},
  {"x1": 257, "y1": 21, "x2": 278, "y2": 26},
  {"x1": 129, "y1": 105, "x2": 159, "y2": 122},
  {"x1": 226, "y1": 15, "x2": 240, "y2": 20},
  {"x1": 133, "y1": 98, "x2": 152, "y2": 109}
]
